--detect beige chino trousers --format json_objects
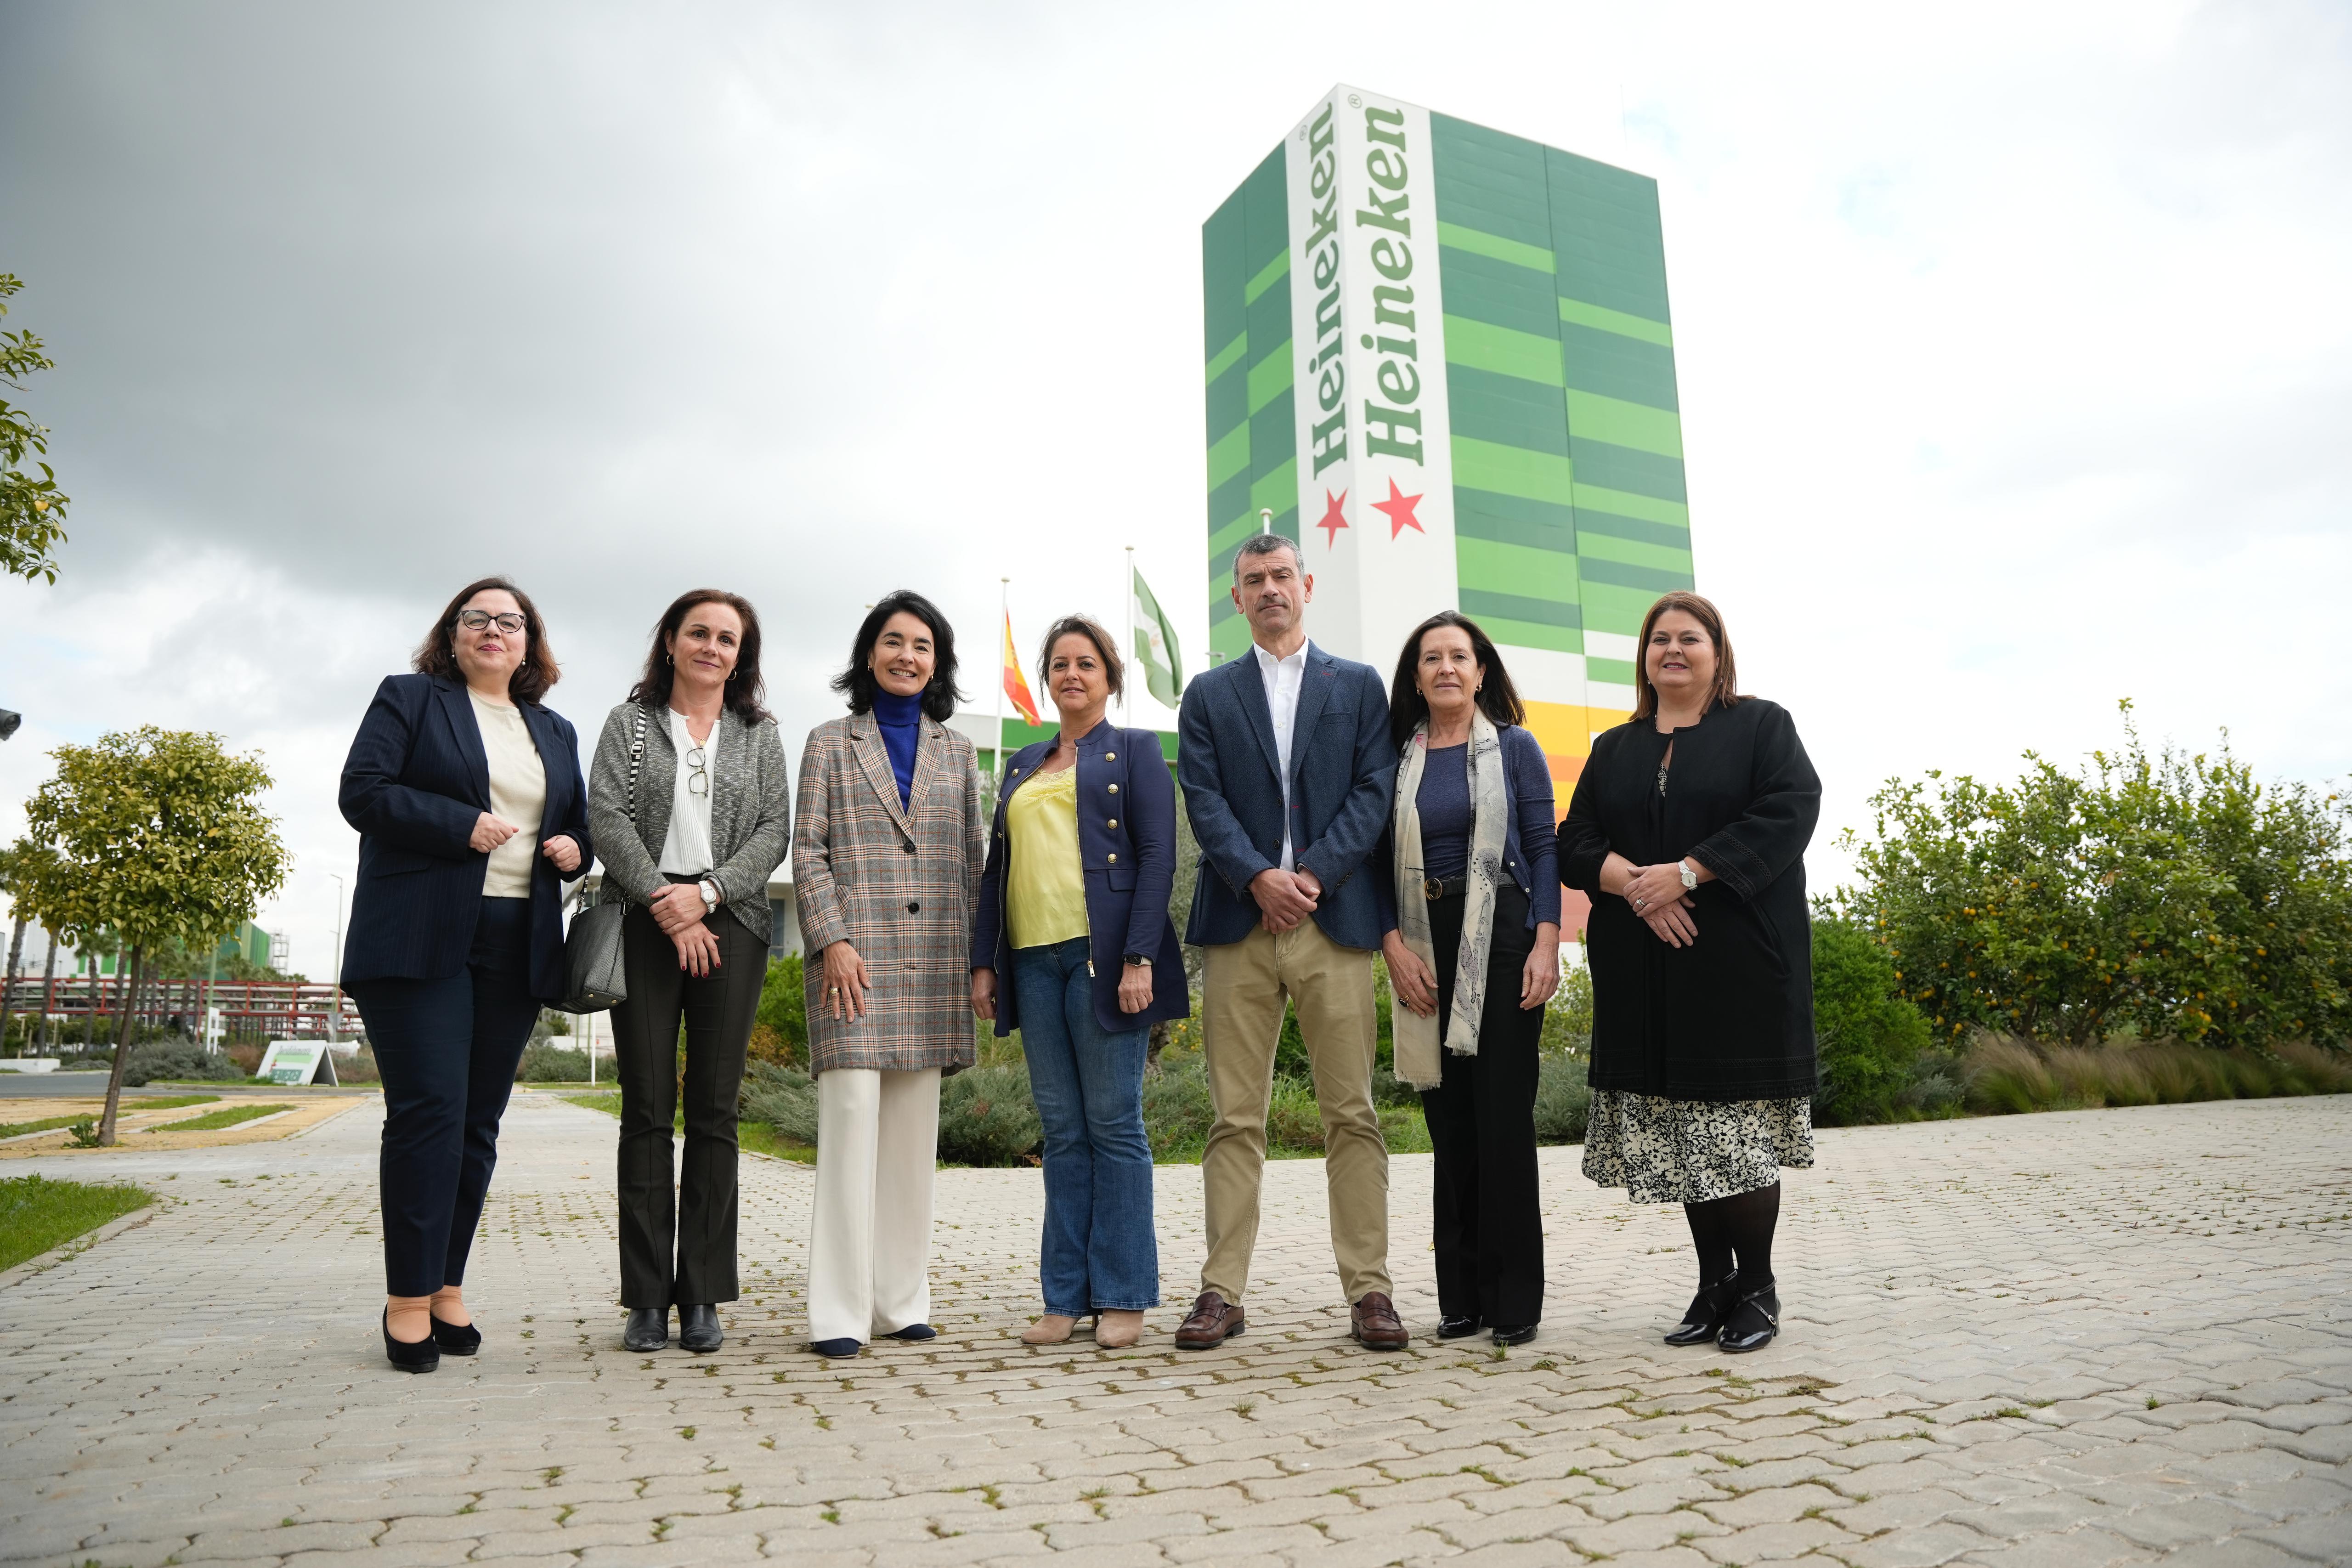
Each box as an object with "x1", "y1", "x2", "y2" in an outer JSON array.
[{"x1": 1199, "y1": 918, "x2": 1392, "y2": 1305}]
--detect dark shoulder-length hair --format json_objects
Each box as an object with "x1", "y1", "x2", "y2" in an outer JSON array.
[
  {"x1": 1629, "y1": 590, "x2": 1744, "y2": 722},
  {"x1": 1388, "y1": 610, "x2": 1525, "y2": 754},
  {"x1": 1035, "y1": 613, "x2": 1125, "y2": 700},
  {"x1": 412, "y1": 576, "x2": 560, "y2": 705},
  {"x1": 832, "y1": 589, "x2": 964, "y2": 722},
  {"x1": 626, "y1": 589, "x2": 772, "y2": 724}
]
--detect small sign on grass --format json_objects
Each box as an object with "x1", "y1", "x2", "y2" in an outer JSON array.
[{"x1": 255, "y1": 1041, "x2": 339, "y2": 1086}]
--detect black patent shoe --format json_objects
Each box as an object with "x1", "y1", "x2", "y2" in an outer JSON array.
[
  {"x1": 679, "y1": 1304, "x2": 723, "y2": 1353},
  {"x1": 383, "y1": 1309, "x2": 440, "y2": 1374},
  {"x1": 1491, "y1": 1324, "x2": 1538, "y2": 1347},
  {"x1": 623, "y1": 1307, "x2": 669, "y2": 1352},
  {"x1": 1663, "y1": 1269, "x2": 1740, "y2": 1347},
  {"x1": 430, "y1": 1314, "x2": 481, "y2": 1355},
  {"x1": 1717, "y1": 1280, "x2": 1781, "y2": 1354},
  {"x1": 1437, "y1": 1315, "x2": 1483, "y2": 1340},
  {"x1": 883, "y1": 1323, "x2": 936, "y2": 1341}
]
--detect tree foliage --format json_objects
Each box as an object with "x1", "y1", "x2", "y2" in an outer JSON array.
[
  {"x1": 11, "y1": 728, "x2": 289, "y2": 1138},
  {"x1": 0, "y1": 275, "x2": 70, "y2": 584},
  {"x1": 1836, "y1": 703, "x2": 2352, "y2": 1048}
]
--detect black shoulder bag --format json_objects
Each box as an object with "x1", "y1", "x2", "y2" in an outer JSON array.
[{"x1": 553, "y1": 707, "x2": 647, "y2": 1014}]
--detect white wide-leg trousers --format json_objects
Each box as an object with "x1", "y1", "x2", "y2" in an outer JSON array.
[{"x1": 808, "y1": 1066, "x2": 940, "y2": 1345}]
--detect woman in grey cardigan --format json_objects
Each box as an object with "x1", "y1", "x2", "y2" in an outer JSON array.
[{"x1": 588, "y1": 589, "x2": 792, "y2": 1355}]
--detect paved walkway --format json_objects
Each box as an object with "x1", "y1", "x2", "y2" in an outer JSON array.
[{"x1": 2, "y1": 1090, "x2": 2348, "y2": 1568}]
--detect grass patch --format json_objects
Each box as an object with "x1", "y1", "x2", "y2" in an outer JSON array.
[
  {"x1": 1965, "y1": 1036, "x2": 2352, "y2": 1115},
  {"x1": 149, "y1": 1103, "x2": 291, "y2": 1133},
  {"x1": 563, "y1": 1091, "x2": 624, "y2": 1118},
  {"x1": 0, "y1": 1174, "x2": 153, "y2": 1272},
  {"x1": 0, "y1": 1095, "x2": 220, "y2": 1141},
  {"x1": 560, "y1": 1090, "x2": 814, "y2": 1165}
]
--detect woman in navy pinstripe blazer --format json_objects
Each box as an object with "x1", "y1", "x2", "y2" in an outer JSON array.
[{"x1": 339, "y1": 577, "x2": 592, "y2": 1373}]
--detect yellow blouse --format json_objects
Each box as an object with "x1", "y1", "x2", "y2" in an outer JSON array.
[{"x1": 1006, "y1": 765, "x2": 1088, "y2": 950}]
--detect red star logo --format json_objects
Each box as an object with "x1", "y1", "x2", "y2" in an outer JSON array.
[
  {"x1": 1372, "y1": 478, "x2": 1425, "y2": 539},
  {"x1": 1314, "y1": 488, "x2": 1349, "y2": 548}
]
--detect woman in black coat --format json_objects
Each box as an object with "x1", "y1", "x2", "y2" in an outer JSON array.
[
  {"x1": 1558, "y1": 592, "x2": 1820, "y2": 1353},
  {"x1": 340, "y1": 577, "x2": 593, "y2": 1373}
]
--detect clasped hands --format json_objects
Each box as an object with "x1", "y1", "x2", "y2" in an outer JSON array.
[
  {"x1": 1611, "y1": 857, "x2": 1701, "y2": 949},
  {"x1": 1249, "y1": 865, "x2": 1322, "y2": 932}
]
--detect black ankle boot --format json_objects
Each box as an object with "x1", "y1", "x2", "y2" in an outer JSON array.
[
  {"x1": 679, "y1": 1304, "x2": 723, "y2": 1353},
  {"x1": 1663, "y1": 1269, "x2": 1740, "y2": 1347},
  {"x1": 623, "y1": 1307, "x2": 669, "y2": 1352},
  {"x1": 1717, "y1": 1279, "x2": 1780, "y2": 1353},
  {"x1": 383, "y1": 1308, "x2": 440, "y2": 1374}
]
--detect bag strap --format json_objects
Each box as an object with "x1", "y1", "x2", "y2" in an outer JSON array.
[{"x1": 584, "y1": 708, "x2": 652, "y2": 915}]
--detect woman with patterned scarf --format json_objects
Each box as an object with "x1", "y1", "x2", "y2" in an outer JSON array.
[{"x1": 1379, "y1": 611, "x2": 1562, "y2": 1348}]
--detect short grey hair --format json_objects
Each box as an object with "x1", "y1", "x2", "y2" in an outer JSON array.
[{"x1": 1232, "y1": 532, "x2": 1303, "y2": 578}]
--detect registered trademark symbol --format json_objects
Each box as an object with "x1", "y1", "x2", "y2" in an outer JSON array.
[{"x1": 1347, "y1": 94, "x2": 1362, "y2": 108}]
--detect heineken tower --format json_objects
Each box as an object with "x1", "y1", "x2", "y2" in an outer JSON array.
[{"x1": 1201, "y1": 85, "x2": 1695, "y2": 794}]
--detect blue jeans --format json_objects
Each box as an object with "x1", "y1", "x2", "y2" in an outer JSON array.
[{"x1": 1012, "y1": 937, "x2": 1159, "y2": 1314}]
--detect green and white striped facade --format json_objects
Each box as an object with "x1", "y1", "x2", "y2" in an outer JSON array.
[{"x1": 1201, "y1": 85, "x2": 1694, "y2": 790}]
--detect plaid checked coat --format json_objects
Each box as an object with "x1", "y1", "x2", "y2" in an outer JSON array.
[{"x1": 792, "y1": 711, "x2": 985, "y2": 1075}]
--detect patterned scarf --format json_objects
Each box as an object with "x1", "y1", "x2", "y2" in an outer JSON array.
[{"x1": 1390, "y1": 707, "x2": 1510, "y2": 1090}]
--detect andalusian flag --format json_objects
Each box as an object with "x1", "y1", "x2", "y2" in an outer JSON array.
[
  {"x1": 1001, "y1": 611, "x2": 1041, "y2": 726},
  {"x1": 1131, "y1": 566, "x2": 1184, "y2": 706}
]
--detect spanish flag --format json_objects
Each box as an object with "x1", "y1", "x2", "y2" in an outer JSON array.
[{"x1": 1001, "y1": 611, "x2": 1041, "y2": 727}]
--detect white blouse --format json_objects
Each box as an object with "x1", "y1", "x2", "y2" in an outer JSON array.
[
  {"x1": 657, "y1": 708, "x2": 719, "y2": 877},
  {"x1": 469, "y1": 691, "x2": 546, "y2": 898}
]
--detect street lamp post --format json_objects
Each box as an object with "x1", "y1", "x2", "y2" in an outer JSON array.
[{"x1": 328, "y1": 873, "x2": 344, "y2": 1045}]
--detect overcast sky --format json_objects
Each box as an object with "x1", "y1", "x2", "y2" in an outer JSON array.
[{"x1": 2, "y1": 0, "x2": 2346, "y2": 978}]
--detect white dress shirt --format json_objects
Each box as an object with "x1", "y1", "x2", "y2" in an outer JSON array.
[
  {"x1": 658, "y1": 708, "x2": 721, "y2": 877},
  {"x1": 1252, "y1": 640, "x2": 1309, "y2": 872}
]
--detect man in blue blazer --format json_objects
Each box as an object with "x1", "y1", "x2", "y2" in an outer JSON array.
[{"x1": 1173, "y1": 533, "x2": 1407, "y2": 1352}]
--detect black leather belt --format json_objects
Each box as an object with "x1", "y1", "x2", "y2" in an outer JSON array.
[{"x1": 1421, "y1": 875, "x2": 1469, "y2": 900}]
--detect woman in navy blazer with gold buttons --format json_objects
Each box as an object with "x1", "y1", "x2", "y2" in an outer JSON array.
[
  {"x1": 339, "y1": 577, "x2": 592, "y2": 1373},
  {"x1": 970, "y1": 615, "x2": 1187, "y2": 1350}
]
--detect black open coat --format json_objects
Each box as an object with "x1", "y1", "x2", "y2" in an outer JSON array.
[{"x1": 1558, "y1": 698, "x2": 1821, "y2": 1101}]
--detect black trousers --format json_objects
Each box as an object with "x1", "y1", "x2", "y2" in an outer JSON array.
[
  {"x1": 1419, "y1": 883, "x2": 1546, "y2": 1325},
  {"x1": 348, "y1": 895, "x2": 541, "y2": 1298},
  {"x1": 613, "y1": 895, "x2": 764, "y2": 1307}
]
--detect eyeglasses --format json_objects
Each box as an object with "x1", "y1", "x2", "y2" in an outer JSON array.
[
  {"x1": 686, "y1": 745, "x2": 709, "y2": 796},
  {"x1": 455, "y1": 610, "x2": 526, "y2": 634}
]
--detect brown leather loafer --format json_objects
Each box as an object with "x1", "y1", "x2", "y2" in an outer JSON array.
[
  {"x1": 1173, "y1": 1290, "x2": 1245, "y2": 1350},
  {"x1": 1351, "y1": 1291, "x2": 1409, "y2": 1351}
]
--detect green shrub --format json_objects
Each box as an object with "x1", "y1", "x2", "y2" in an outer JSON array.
[
  {"x1": 1810, "y1": 917, "x2": 1933, "y2": 1125},
  {"x1": 934, "y1": 1064, "x2": 1042, "y2": 1166},
  {"x1": 1541, "y1": 961, "x2": 1594, "y2": 1059},
  {"x1": 751, "y1": 954, "x2": 808, "y2": 1067},
  {"x1": 1963, "y1": 1034, "x2": 2352, "y2": 1113},
  {"x1": 1141, "y1": 1058, "x2": 1216, "y2": 1159},
  {"x1": 1532, "y1": 1055, "x2": 1590, "y2": 1144},
  {"x1": 740, "y1": 1061, "x2": 820, "y2": 1145},
  {"x1": 121, "y1": 1040, "x2": 245, "y2": 1086},
  {"x1": 515, "y1": 1042, "x2": 588, "y2": 1082}
]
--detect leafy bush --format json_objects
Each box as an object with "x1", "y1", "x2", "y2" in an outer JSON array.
[
  {"x1": 935, "y1": 1064, "x2": 1042, "y2": 1166},
  {"x1": 1140, "y1": 1057, "x2": 1216, "y2": 1159},
  {"x1": 1532, "y1": 1055, "x2": 1590, "y2": 1144},
  {"x1": 1838, "y1": 705, "x2": 2352, "y2": 1048},
  {"x1": 740, "y1": 1060, "x2": 820, "y2": 1145},
  {"x1": 750, "y1": 954, "x2": 808, "y2": 1068},
  {"x1": 1540, "y1": 960, "x2": 1595, "y2": 1059},
  {"x1": 121, "y1": 1040, "x2": 245, "y2": 1085},
  {"x1": 1810, "y1": 916, "x2": 1933, "y2": 1125},
  {"x1": 515, "y1": 1042, "x2": 588, "y2": 1082}
]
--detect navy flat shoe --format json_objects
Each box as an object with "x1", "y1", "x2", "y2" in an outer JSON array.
[
  {"x1": 883, "y1": 1324, "x2": 937, "y2": 1341},
  {"x1": 809, "y1": 1337, "x2": 863, "y2": 1358},
  {"x1": 430, "y1": 1314, "x2": 481, "y2": 1355},
  {"x1": 383, "y1": 1309, "x2": 440, "y2": 1375}
]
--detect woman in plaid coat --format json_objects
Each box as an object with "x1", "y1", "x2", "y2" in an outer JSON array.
[{"x1": 792, "y1": 589, "x2": 985, "y2": 1358}]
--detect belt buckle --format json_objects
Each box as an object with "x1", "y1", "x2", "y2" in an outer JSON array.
[{"x1": 1423, "y1": 877, "x2": 1443, "y2": 901}]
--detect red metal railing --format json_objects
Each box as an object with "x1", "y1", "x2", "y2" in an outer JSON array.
[{"x1": 0, "y1": 975, "x2": 362, "y2": 1046}]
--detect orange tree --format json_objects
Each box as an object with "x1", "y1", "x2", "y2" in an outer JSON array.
[
  {"x1": 11, "y1": 728, "x2": 288, "y2": 1140},
  {"x1": 1835, "y1": 703, "x2": 2351, "y2": 1049}
]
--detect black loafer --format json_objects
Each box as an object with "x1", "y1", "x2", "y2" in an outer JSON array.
[
  {"x1": 383, "y1": 1309, "x2": 440, "y2": 1374},
  {"x1": 1717, "y1": 1281, "x2": 1781, "y2": 1354},
  {"x1": 1491, "y1": 1324, "x2": 1538, "y2": 1347},
  {"x1": 623, "y1": 1307, "x2": 669, "y2": 1352},
  {"x1": 883, "y1": 1323, "x2": 937, "y2": 1341},
  {"x1": 809, "y1": 1337, "x2": 862, "y2": 1358},
  {"x1": 1664, "y1": 1270, "x2": 1740, "y2": 1347},
  {"x1": 430, "y1": 1314, "x2": 481, "y2": 1355},
  {"x1": 1437, "y1": 1315, "x2": 1483, "y2": 1340},
  {"x1": 679, "y1": 1304, "x2": 723, "y2": 1353}
]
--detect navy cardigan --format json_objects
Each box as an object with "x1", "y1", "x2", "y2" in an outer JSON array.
[
  {"x1": 339, "y1": 673, "x2": 594, "y2": 1002},
  {"x1": 970, "y1": 722, "x2": 1189, "y2": 1036},
  {"x1": 1377, "y1": 723, "x2": 1562, "y2": 934}
]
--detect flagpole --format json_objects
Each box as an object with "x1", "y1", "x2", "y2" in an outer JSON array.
[
  {"x1": 1122, "y1": 544, "x2": 1136, "y2": 725},
  {"x1": 996, "y1": 577, "x2": 1009, "y2": 782}
]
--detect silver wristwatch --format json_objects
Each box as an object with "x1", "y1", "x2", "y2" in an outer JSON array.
[
  {"x1": 698, "y1": 878, "x2": 720, "y2": 911},
  {"x1": 1677, "y1": 860, "x2": 1698, "y2": 891}
]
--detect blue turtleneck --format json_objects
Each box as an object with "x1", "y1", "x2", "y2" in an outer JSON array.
[{"x1": 871, "y1": 688, "x2": 922, "y2": 809}]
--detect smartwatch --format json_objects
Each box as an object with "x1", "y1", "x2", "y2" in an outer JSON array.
[{"x1": 1123, "y1": 954, "x2": 1153, "y2": 968}]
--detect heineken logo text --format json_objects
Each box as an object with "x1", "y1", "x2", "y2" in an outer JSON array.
[
  {"x1": 1303, "y1": 102, "x2": 1348, "y2": 477},
  {"x1": 1355, "y1": 105, "x2": 1421, "y2": 464}
]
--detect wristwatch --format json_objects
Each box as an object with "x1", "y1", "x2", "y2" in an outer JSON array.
[
  {"x1": 698, "y1": 878, "x2": 720, "y2": 911},
  {"x1": 1677, "y1": 860, "x2": 1698, "y2": 891},
  {"x1": 1123, "y1": 954, "x2": 1153, "y2": 968}
]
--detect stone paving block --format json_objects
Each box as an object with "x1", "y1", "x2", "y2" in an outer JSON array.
[
  {"x1": 1689, "y1": 1516, "x2": 1861, "y2": 1563},
  {"x1": 1842, "y1": 1520, "x2": 2000, "y2": 1568},
  {"x1": 2143, "y1": 1538, "x2": 2314, "y2": 1568}
]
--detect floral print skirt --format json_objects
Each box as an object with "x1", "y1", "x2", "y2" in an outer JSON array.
[{"x1": 1582, "y1": 1089, "x2": 1815, "y2": 1205}]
